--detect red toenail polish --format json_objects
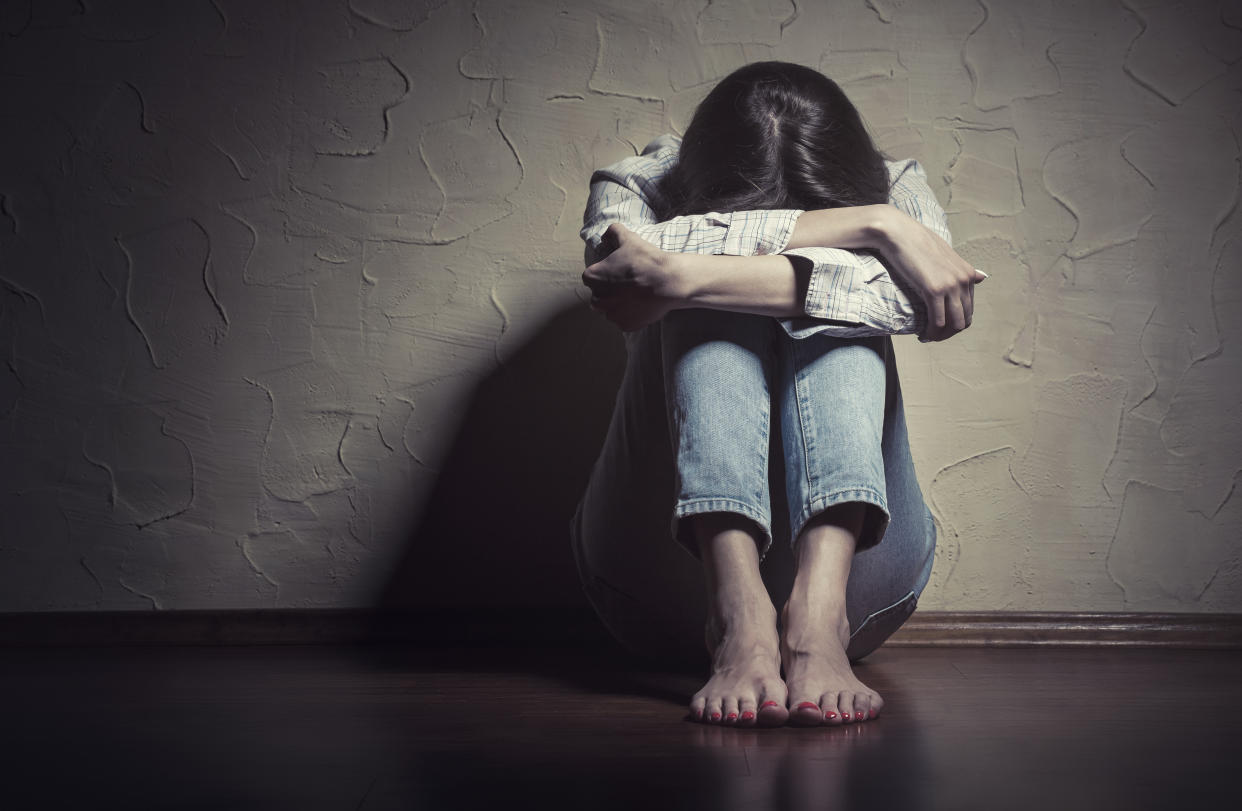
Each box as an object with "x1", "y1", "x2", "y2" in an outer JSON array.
[
  {"x1": 797, "y1": 701, "x2": 818, "y2": 710},
  {"x1": 761, "y1": 700, "x2": 780, "y2": 708},
  {"x1": 825, "y1": 711, "x2": 837, "y2": 719},
  {"x1": 855, "y1": 711, "x2": 864, "y2": 720},
  {"x1": 869, "y1": 709, "x2": 877, "y2": 718},
  {"x1": 727, "y1": 712, "x2": 737, "y2": 720},
  {"x1": 711, "y1": 712, "x2": 721, "y2": 720},
  {"x1": 741, "y1": 711, "x2": 755, "y2": 720}
]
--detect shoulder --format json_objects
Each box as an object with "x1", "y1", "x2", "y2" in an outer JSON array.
[
  {"x1": 606, "y1": 134, "x2": 680, "y2": 176},
  {"x1": 884, "y1": 158, "x2": 934, "y2": 201},
  {"x1": 592, "y1": 134, "x2": 681, "y2": 194},
  {"x1": 641, "y1": 133, "x2": 682, "y2": 156}
]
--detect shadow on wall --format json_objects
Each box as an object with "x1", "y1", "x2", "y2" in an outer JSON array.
[{"x1": 374, "y1": 301, "x2": 627, "y2": 620}]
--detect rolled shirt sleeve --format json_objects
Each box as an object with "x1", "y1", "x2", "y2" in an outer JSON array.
[{"x1": 581, "y1": 135, "x2": 800, "y2": 263}]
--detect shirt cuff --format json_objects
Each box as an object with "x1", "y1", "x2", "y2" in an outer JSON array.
[{"x1": 782, "y1": 246, "x2": 865, "y2": 324}]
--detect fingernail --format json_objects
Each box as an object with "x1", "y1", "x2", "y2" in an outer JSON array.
[
  {"x1": 824, "y1": 711, "x2": 837, "y2": 719},
  {"x1": 761, "y1": 700, "x2": 780, "y2": 708},
  {"x1": 726, "y1": 712, "x2": 737, "y2": 721},
  {"x1": 797, "y1": 701, "x2": 819, "y2": 710},
  {"x1": 741, "y1": 711, "x2": 755, "y2": 720},
  {"x1": 975, "y1": 268, "x2": 988, "y2": 278}
]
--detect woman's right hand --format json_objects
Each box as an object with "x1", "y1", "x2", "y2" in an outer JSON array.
[
  {"x1": 871, "y1": 207, "x2": 986, "y2": 342},
  {"x1": 582, "y1": 223, "x2": 686, "y2": 332}
]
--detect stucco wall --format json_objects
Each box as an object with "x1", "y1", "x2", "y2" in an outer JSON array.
[{"x1": 0, "y1": 0, "x2": 1238, "y2": 613}]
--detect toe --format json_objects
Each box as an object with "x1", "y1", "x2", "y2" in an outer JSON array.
[
  {"x1": 689, "y1": 695, "x2": 707, "y2": 723},
  {"x1": 820, "y1": 692, "x2": 843, "y2": 725},
  {"x1": 757, "y1": 682, "x2": 789, "y2": 727},
  {"x1": 869, "y1": 693, "x2": 884, "y2": 719},
  {"x1": 705, "y1": 695, "x2": 724, "y2": 724},
  {"x1": 851, "y1": 694, "x2": 867, "y2": 723},
  {"x1": 722, "y1": 697, "x2": 740, "y2": 726},
  {"x1": 757, "y1": 698, "x2": 787, "y2": 727},
  {"x1": 837, "y1": 692, "x2": 854, "y2": 722},
  {"x1": 737, "y1": 697, "x2": 758, "y2": 728},
  {"x1": 790, "y1": 699, "x2": 823, "y2": 727}
]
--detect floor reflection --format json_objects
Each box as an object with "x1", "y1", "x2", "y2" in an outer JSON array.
[{"x1": 686, "y1": 717, "x2": 929, "y2": 811}]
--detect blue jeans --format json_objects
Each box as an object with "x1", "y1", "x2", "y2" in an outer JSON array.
[
  {"x1": 664, "y1": 309, "x2": 890, "y2": 560},
  {"x1": 571, "y1": 311, "x2": 935, "y2": 663}
]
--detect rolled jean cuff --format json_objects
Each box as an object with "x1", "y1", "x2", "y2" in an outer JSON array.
[
  {"x1": 672, "y1": 498, "x2": 773, "y2": 561},
  {"x1": 791, "y1": 487, "x2": 890, "y2": 553}
]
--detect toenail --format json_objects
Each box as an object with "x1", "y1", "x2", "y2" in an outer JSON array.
[
  {"x1": 797, "y1": 701, "x2": 818, "y2": 710},
  {"x1": 824, "y1": 711, "x2": 837, "y2": 719},
  {"x1": 855, "y1": 711, "x2": 864, "y2": 720},
  {"x1": 727, "y1": 712, "x2": 737, "y2": 720},
  {"x1": 869, "y1": 709, "x2": 877, "y2": 719},
  {"x1": 761, "y1": 700, "x2": 780, "y2": 708},
  {"x1": 710, "y1": 712, "x2": 721, "y2": 720},
  {"x1": 741, "y1": 711, "x2": 755, "y2": 720}
]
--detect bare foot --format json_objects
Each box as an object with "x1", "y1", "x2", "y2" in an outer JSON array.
[
  {"x1": 780, "y1": 597, "x2": 883, "y2": 727},
  {"x1": 689, "y1": 604, "x2": 788, "y2": 728}
]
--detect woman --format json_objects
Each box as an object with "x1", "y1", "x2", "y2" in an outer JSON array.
[{"x1": 572, "y1": 62, "x2": 983, "y2": 729}]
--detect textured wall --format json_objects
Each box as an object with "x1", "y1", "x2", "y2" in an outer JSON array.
[{"x1": 0, "y1": 0, "x2": 1238, "y2": 613}]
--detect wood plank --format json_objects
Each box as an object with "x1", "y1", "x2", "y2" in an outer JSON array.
[{"x1": 2, "y1": 644, "x2": 1240, "y2": 810}]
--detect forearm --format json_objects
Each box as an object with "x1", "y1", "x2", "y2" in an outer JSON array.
[
  {"x1": 670, "y1": 253, "x2": 811, "y2": 318},
  {"x1": 783, "y1": 204, "x2": 892, "y2": 252},
  {"x1": 654, "y1": 206, "x2": 898, "y2": 319}
]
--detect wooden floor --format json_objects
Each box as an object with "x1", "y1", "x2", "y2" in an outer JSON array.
[{"x1": 3, "y1": 643, "x2": 1240, "y2": 810}]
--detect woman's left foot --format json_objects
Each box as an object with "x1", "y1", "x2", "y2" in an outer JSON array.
[{"x1": 779, "y1": 598, "x2": 883, "y2": 727}]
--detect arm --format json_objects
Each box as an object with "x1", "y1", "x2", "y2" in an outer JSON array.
[
  {"x1": 582, "y1": 140, "x2": 981, "y2": 339},
  {"x1": 776, "y1": 160, "x2": 981, "y2": 341}
]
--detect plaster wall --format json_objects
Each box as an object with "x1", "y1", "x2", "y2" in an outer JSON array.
[{"x1": 0, "y1": 0, "x2": 1239, "y2": 612}]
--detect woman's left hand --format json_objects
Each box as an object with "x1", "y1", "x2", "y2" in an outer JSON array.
[{"x1": 582, "y1": 223, "x2": 686, "y2": 332}]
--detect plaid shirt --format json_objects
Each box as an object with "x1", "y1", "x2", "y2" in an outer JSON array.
[{"x1": 581, "y1": 134, "x2": 953, "y2": 339}]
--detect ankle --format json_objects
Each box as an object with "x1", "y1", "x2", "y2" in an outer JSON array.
[
  {"x1": 786, "y1": 579, "x2": 847, "y2": 619},
  {"x1": 713, "y1": 591, "x2": 778, "y2": 628},
  {"x1": 781, "y1": 595, "x2": 850, "y2": 648}
]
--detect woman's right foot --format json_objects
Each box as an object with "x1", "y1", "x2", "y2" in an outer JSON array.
[
  {"x1": 780, "y1": 596, "x2": 883, "y2": 727},
  {"x1": 689, "y1": 604, "x2": 788, "y2": 728}
]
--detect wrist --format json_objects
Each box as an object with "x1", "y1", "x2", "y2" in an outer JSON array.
[
  {"x1": 658, "y1": 251, "x2": 697, "y2": 309},
  {"x1": 860, "y1": 204, "x2": 898, "y2": 253}
]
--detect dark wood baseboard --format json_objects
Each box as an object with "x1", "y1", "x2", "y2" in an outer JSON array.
[
  {"x1": 887, "y1": 611, "x2": 1242, "y2": 649},
  {"x1": 0, "y1": 607, "x2": 611, "y2": 648},
  {"x1": 1, "y1": 609, "x2": 1240, "y2": 649}
]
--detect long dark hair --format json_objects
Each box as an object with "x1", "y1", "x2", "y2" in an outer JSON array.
[{"x1": 660, "y1": 61, "x2": 889, "y2": 218}]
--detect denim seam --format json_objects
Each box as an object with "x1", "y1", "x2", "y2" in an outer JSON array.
[
  {"x1": 790, "y1": 487, "x2": 889, "y2": 548},
  {"x1": 672, "y1": 498, "x2": 774, "y2": 559},
  {"x1": 791, "y1": 338, "x2": 818, "y2": 506}
]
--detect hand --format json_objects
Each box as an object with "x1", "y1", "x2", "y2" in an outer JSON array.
[
  {"x1": 582, "y1": 223, "x2": 685, "y2": 332},
  {"x1": 874, "y1": 208, "x2": 987, "y2": 342}
]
